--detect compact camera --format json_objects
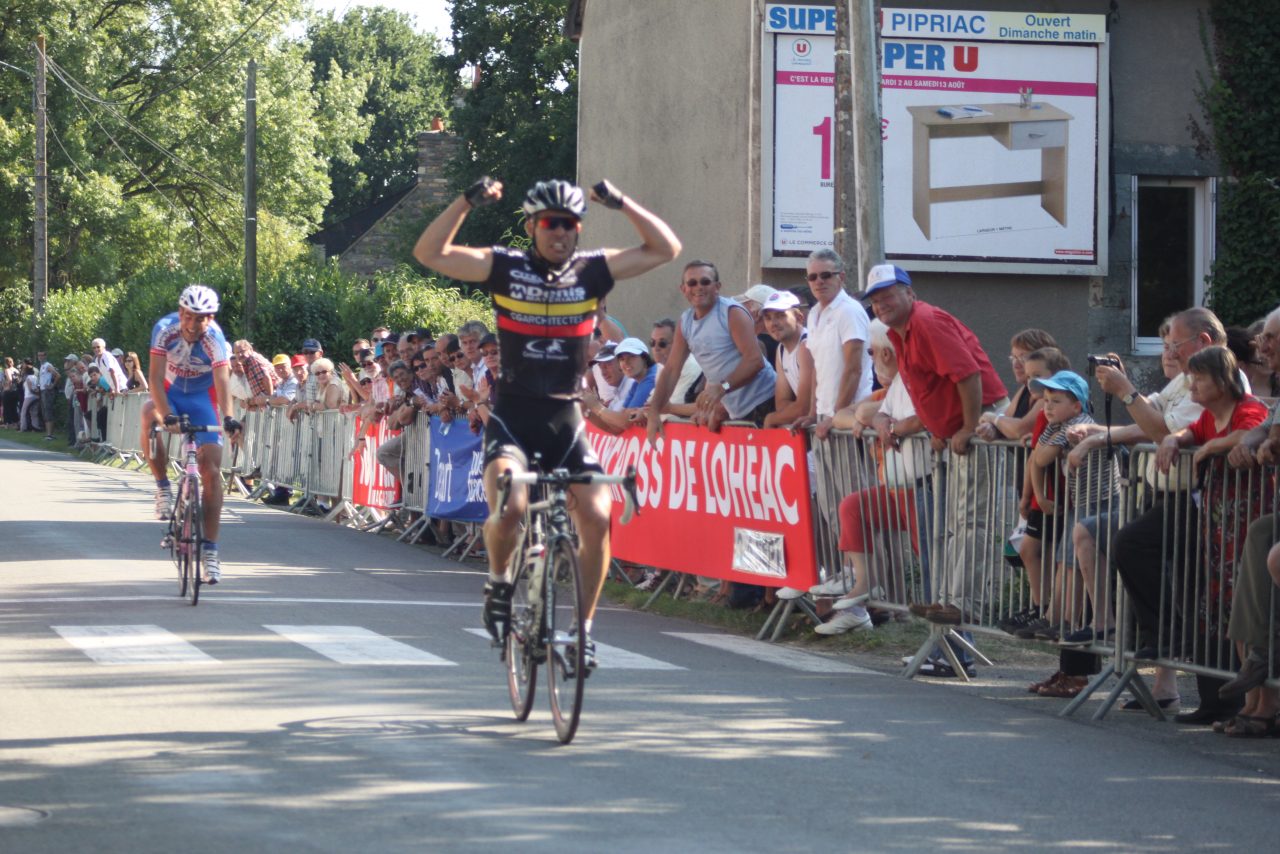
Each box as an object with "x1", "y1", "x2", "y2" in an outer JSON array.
[{"x1": 1087, "y1": 354, "x2": 1121, "y2": 370}]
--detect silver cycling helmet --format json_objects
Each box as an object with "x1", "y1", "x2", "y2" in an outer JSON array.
[
  {"x1": 178, "y1": 284, "x2": 220, "y2": 315},
  {"x1": 522, "y1": 180, "x2": 587, "y2": 220}
]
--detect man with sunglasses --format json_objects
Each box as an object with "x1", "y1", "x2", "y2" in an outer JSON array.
[
  {"x1": 645, "y1": 260, "x2": 778, "y2": 439},
  {"x1": 414, "y1": 175, "x2": 681, "y2": 661},
  {"x1": 791, "y1": 248, "x2": 873, "y2": 439},
  {"x1": 287, "y1": 339, "x2": 325, "y2": 421}
]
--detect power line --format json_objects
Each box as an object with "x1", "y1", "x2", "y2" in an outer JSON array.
[
  {"x1": 132, "y1": 0, "x2": 283, "y2": 111},
  {"x1": 0, "y1": 58, "x2": 32, "y2": 78},
  {"x1": 46, "y1": 122, "x2": 92, "y2": 183},
  {"x1": 57, "y1": 70, "x2": 238, "y2": 267},
  {"x1": 46, "y1": 57, "x2": 238, "y2": 200}
]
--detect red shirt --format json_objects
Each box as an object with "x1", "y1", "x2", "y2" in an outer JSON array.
[
  {"x1": 1188, "y1": 396, "x2": 1268, "y2": 444},
  {"x1": 888, "y1": 301, "x2": 1007, "y2": 438},
  {"x1": 1028, "y1": 409, "x2": 1049, "y2": 511}
]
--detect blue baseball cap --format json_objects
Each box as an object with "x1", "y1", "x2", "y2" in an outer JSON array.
[
  {"x1": 301, "y1": 338, "x2": 322, "y2": 352},
  {"x1": 862, "y1": 263, "x2": 912, "y2": 299},
  {"x1": 1030, "y1": 370, "x2": 1089, "y2": 404}
]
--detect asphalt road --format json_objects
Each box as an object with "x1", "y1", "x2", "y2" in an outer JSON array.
[{"x1": 1, "y1": 440, "x2": 1277, "y2": 852}]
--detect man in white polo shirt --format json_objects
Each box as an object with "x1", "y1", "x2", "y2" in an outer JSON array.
[{"x1": 796, "y1": 248, "x2": 872, "y2": 439}]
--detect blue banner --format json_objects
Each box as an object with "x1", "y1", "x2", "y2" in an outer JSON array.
[{"x1": 427, "y1": 417, "x2": 487, "y2": 522}]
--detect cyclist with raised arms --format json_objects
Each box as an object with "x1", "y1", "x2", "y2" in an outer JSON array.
[
  {"x1": 413, "y1": 177, "x2": 681, "y2": 666},
  {"x1": 141, "y1": 284, "x2": 241, "y2": 584}
]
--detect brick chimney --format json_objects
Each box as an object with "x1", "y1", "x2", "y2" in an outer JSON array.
[{"x1": 416, "y1": 127, "x2": 460, "y2": 206}]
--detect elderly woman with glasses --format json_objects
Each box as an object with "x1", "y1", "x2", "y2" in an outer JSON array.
[{"x1": 304, "y1": 358, "x2": 345, "y2": 413}]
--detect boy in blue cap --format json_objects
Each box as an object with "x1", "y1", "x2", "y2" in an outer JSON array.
[{"x1": 1026, "y1": 370, "x2": 1119, "y2": 643}]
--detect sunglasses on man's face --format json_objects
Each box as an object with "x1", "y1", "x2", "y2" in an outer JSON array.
[
  {"x1": 649, "y1": 339, "x2": 670, "y2": 349},
  {"x1": 683, "y1": 277, "x2": 716, "y2": 288},
  {"x1": 302, "y1": 349, "x2": 318, "y2": 355},
  {"x1": 538, "y1": 215, "x2": 579, "y2": 232},
  {"x1": 806, "y1": 270, "x2": 839, "y2": 282}
]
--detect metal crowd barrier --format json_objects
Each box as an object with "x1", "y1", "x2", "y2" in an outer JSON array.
[{"x1": 83, "y1": 395, "x2": 1280, "y2": 716}]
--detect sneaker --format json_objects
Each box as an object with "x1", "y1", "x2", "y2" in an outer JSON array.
[
  {"x1": 998, "y1": 606, "x2": 1041, "y2": 635},
  {"x1": 1014, "y1": 617, "x2": 1051, "y2": 640},
  {"x1": 482, "y1": 580, "x2": 515, "y2": 641},
  {"x1": 1060, "y1": 626, "x2": 1114, "y2": 647},
  {"x1": 775, "y1": 586, "x2": 806, "y2": 600},
  {"x1": 831, "y1": 592, "x2": 867, "y2": 611},
  {"x1": 813, "y1": 608, "x2": 873, "y2": 635},
  {"x1": 809, "y1": 576, "x2": 852, "y2": 597},
  {"x1": 154, "y1": 487, "x2": 173, "y2": 520},
  {"x1": 202, "y1": 548, "x2": 221, "y2": 585},
  {"x1": 44, "y1": 435, "x2": 54, "y2": 441},
  {"x1": 635, "y1": 570, "x2": 660, "y2": 591},
  {"x1": 916, "y1": 659, "x2": 977, "y2": 678}
]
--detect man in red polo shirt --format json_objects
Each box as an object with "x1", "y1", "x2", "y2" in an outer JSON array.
[{"x1": 865, "y1": 264, "x2": 1008, "y2": 630}]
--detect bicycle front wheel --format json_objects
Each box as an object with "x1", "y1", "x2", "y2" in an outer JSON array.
[
  {"x1": 184, "y1": 482, "x2": 203, "y2": 606},
  {"x1": 505, "y1": 545, "x2": 539, "y2": 721},
  {"x1": 172, "y1": 486, "x2": 188, "y2": 597},
  {"x1": 545, "y1": 535, "x2": 584, "y2": 744}
]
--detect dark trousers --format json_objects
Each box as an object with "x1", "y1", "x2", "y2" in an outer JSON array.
[{"x1": 1113, "y1": 498, "x2": 1199, "y2": 642}]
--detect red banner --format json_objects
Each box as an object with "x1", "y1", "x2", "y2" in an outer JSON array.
[
  {"x1": 587, "y1": 423, "x2": 817, "y2": 590},
  {"x1": 350, "y1": 417, "x2": 402, "y2": 510}
]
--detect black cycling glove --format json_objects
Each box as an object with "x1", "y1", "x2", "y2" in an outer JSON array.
[
  {"x1": 223, "y1": 415, "x2": 242, "y2": 435},
  {"x1": 592, "y1": 179, "x2": 624, "y2": 210},
  {"x1": 163, "y1": 414, "x2": 180, "y2": 427},
  {"x1": 464, "y1": 176, "x2": 499, "y2": 209}
]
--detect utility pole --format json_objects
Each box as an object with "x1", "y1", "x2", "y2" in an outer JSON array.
[
  {"x1": 848, "y1": 0, "x2": 885, "y2": 288},
  {"x1": 832, "y1": 4, "x2": 857, "y2": 273},
  {"x1": 243, "y1": 59, "x2": 257, "y2": 339},
  {"x1": 33, "y1": 35, "x2": 48, "y2": 317}
]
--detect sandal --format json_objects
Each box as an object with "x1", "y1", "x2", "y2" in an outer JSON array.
[
  {"x1": 1039, "y1": 675, "x2": 1088, "y2": 698},
  {"x1": 1028, "y1": 671, "x2": 1064, "y2": 694},
  {"x1": 1225, "y1": 714, "x2": 1280, "y2": 738}
]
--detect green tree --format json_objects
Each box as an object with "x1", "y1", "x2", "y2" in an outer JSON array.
[
  {"x1": 1197, "y1": 1, "x2": 1280, "y2": 324},
  {"x1": 306, "y1": 7, "x2": 453, "y2": 226},
  {"x1": 0, "y1": 0, "x2": 365, "y2": 294},
  {"x1": 445, "y1": 0, "x2": 579, "y2": 245}
]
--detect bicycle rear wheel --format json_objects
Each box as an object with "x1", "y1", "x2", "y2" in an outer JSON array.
[
  {"x1": 505, "y1": 544, "x2": 539, "y2": 721},
  {"x1": 184, "y1": 482, "x2": 203, "y2": 606},
  {"x1": 545, "y1": 535, "x2": 585, "y2": 744}
]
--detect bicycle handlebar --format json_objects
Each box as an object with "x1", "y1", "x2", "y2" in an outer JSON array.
[
  {"x1": 159, "y1": 414, "x2": 223, "y2": 435},
  {"x1": 496, "y1": 467, "x2": 640, "y2": 526}
]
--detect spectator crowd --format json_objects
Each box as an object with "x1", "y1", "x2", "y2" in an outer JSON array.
[{"x1": 7, "y1": 246, "x2": 1280, "y2": 738}]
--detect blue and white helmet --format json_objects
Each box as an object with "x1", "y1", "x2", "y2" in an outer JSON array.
[{"x1": 178, "y1": 284, "x2": 220, "y2": 314}]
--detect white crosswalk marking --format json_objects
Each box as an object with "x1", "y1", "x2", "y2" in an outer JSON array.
[
  {"x1": 53, "y1": 625, "x2": 218, "y2": 666},
  {"x1": 463, "y1": 628, "x2": 685, "y2": 670},
  {"x1": 264, "y1": 625, "x2": 456, "y2": 666},
  {"x1": 664, "y1": 633, "x2": 881, "y2": 675}
]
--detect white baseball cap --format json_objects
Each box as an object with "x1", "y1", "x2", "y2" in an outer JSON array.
[
  {"x1": 761, "y1": 291, "x2": 801, "y2": 312},
  {"x1": 734, "y1": 284, "x2": 778, "y2": 305},
  {"x1": 614, "y1": 337, "x2": 650, "y2": 358}
]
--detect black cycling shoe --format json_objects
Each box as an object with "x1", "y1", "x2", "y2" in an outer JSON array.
[{"x1": 482, "y1": 580, "x2": 515, "y2": 642}]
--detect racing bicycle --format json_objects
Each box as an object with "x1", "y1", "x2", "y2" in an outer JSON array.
[
  {"x1": 493, "y1": 463, "x2": 637, "y2": 744},
  {"x1": 156, "y1": 414, "x2": 222, "y2": 605}
]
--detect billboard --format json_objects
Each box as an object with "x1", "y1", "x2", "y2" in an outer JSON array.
[
  {"x1": 880, "y1": 8, "x2": 1107, "y2": 271},
  {"x1": 762, "y1": 5, "x2": 1109, "y2": 274},
  {"x1": 764, "y1": 4, "x2": 836, "y2": 261}
]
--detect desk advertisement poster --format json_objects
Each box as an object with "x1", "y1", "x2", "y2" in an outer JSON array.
[{"x1": 879, "y1": 9, "x2": 1107, "y2": 271}]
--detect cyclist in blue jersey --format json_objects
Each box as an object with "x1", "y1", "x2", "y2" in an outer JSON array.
[
  {"x1": 413, "y1": 177, "x2": 681, "y2": 664},
  {"x1": 141, "y1": 284, "x2": 240, "y2": 583}
]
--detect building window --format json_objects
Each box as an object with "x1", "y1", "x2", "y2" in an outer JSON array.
[{"x1": 1132, "y1": 176, "x2": 1215, "y2": 353}]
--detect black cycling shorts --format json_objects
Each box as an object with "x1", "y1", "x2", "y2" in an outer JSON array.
[{"x1": 482, "y1": 396, "x2": 602, "y2": 474}]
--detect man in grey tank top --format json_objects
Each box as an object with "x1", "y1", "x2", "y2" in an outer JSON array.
[{"x1": 645, "y1": 260, "x2": 776, "y2": 440}]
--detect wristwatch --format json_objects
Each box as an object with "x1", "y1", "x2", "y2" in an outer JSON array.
[
  {"x1": 1121, "y1": 391, "x2": 1138, "y2": 406},
  {"x1": 720, "y1": 380, "x2": 731, "y2": 392}
]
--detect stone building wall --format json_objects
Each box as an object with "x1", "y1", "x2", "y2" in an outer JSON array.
[{"x1": 338, "y1": 131, "x2": 461, "y2": 278}]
